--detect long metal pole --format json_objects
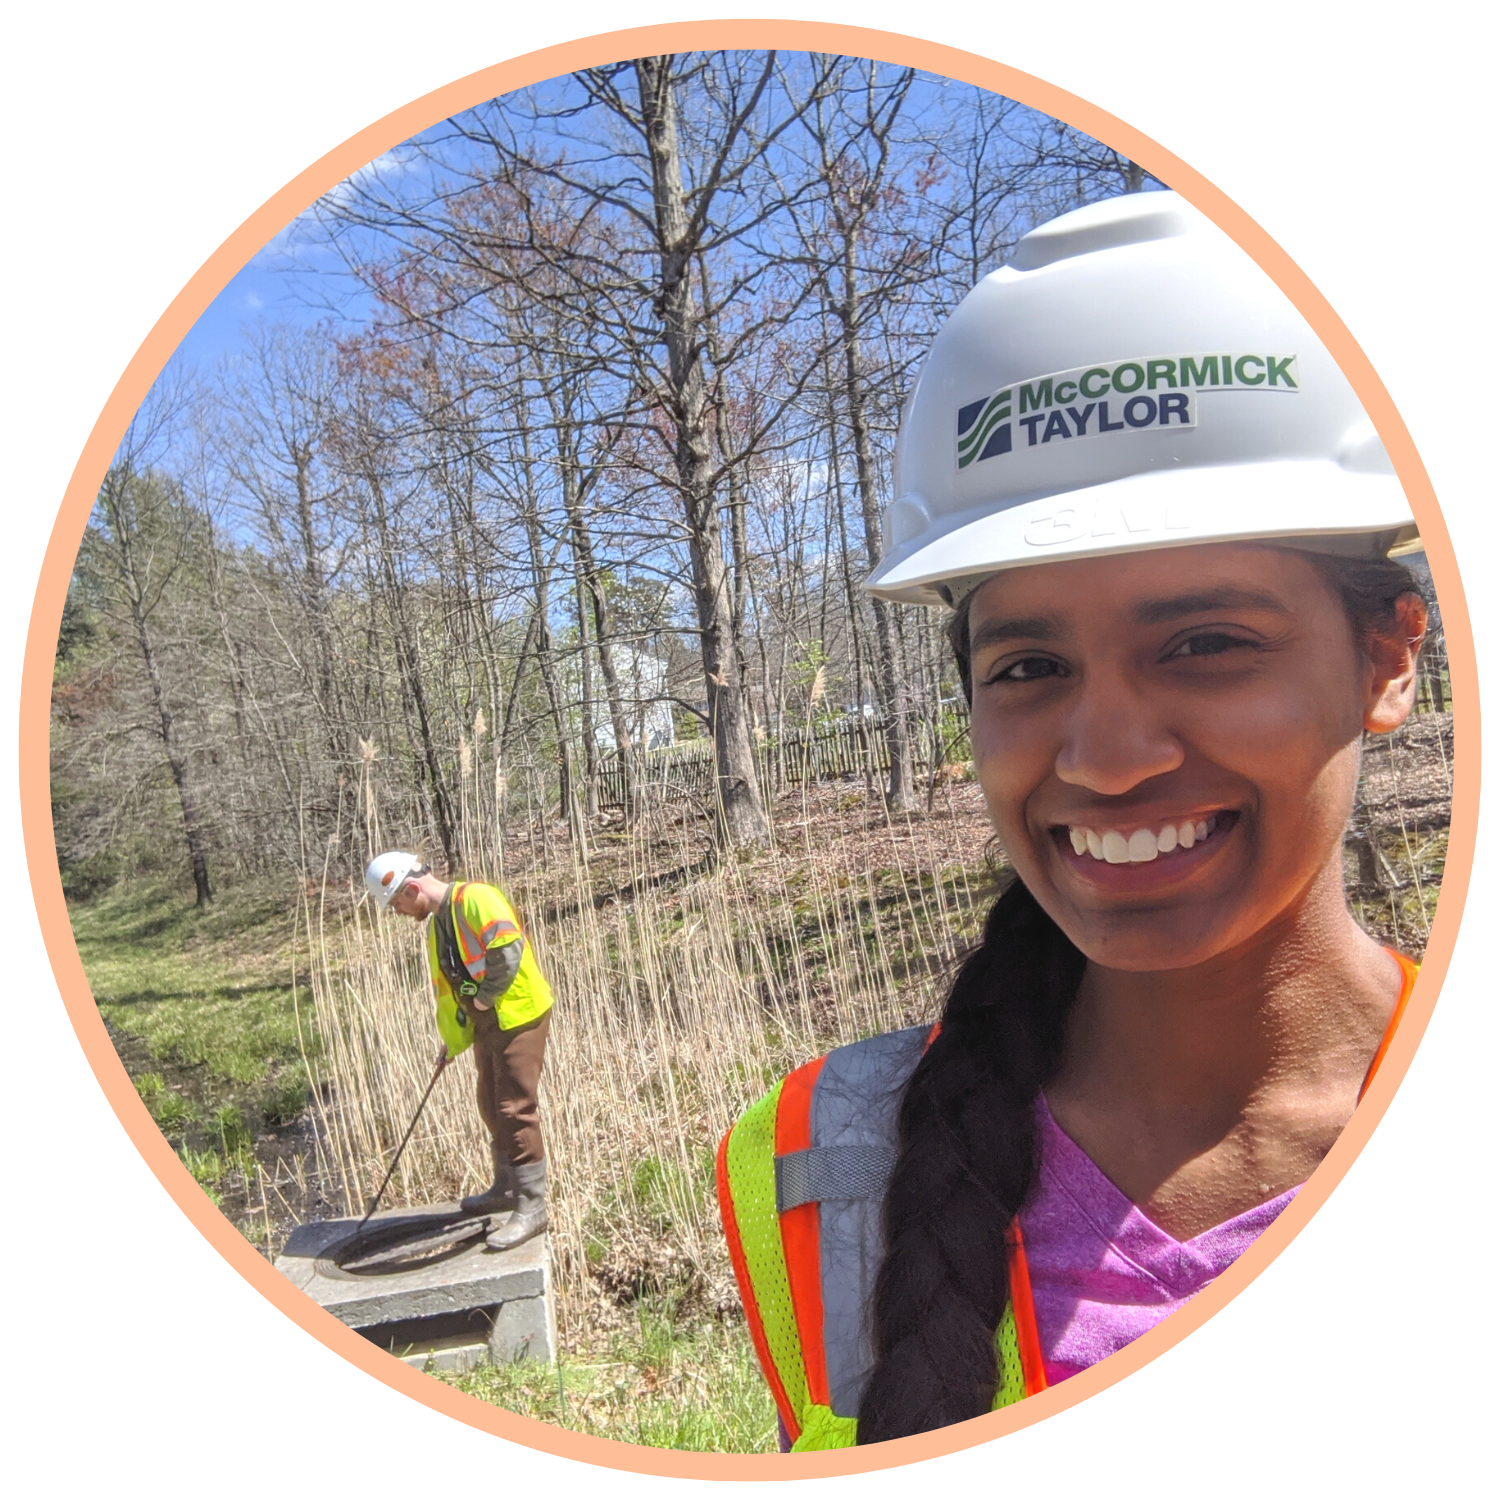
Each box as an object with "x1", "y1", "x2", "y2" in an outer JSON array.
[{"x1": 355, "y1": 1054, "x2": 450, "y2": 1235}]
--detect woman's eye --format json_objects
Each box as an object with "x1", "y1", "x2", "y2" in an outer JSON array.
[
  {"x1": 1166, "y1": 631, "x2": 1256, "y2": 659},
  {"x1": 987, "y1": 655, "x2": 1066, "y2": 683}
]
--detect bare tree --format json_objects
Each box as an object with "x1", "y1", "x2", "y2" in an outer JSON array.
[
  {"x1": 86, "y1": 392, "x2": 216, "y2": 905},
  {"x1": 795, "y1": 58, "x2": 928, "y2": 809},
  {"x1": 56, "y1": 56, "x2": 1169, "y2": 896}
]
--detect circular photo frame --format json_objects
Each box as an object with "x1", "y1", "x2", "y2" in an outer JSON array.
[{"x1": 23, "y1": 20, "x2": 1477, "y2": 1478}]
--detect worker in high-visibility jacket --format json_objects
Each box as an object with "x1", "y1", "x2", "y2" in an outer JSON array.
[
  {"x1": 365, "y1": 851, "x2": 554, "y2": 1252},
  {"x1": 717, "y1": 191, "x2": 1430, "y2": 1448}
]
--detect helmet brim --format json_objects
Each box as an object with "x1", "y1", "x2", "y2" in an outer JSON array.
[{"x1": 865, "y1": 462, "x2": 1414, "y2": 607}]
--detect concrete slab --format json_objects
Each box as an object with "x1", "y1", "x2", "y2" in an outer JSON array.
[{"x1": 275, "y1": 1202, "x2": 556, "y2": 1365}]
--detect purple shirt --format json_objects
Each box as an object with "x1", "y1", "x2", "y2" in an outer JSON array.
[{"x1": 1020, "y1": 1095, "x2": 1297, "y2": 1385}]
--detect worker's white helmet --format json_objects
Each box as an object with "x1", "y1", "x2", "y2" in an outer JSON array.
[
  {"x1": 364, "y1": 850, "x2": 422, "y2": 909},
  {"x1": 867, "y1": 191, "x2": 1416, "y2": 606}
]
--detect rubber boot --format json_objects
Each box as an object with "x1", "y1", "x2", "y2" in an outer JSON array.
[
  {"x1": 460, "y1": 1152, "x2": 515, "y2": 1217},
  {"x1": 485, "y1": 1160, "x2": 547, "y2": 1251}
]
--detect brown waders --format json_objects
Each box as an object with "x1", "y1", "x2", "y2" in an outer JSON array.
[
  {"x1": 472, "y1": 1005, "x2": 550, "y2": 1168},
  {"x1": 472, "y1": 1006, "x2": 551, "y2": 1250}
]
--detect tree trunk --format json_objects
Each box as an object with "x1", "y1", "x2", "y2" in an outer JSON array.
[
  {"x1": 521, "y1": 506, "x2": 586, "y2": 854},
  {"x1": 838, "y1": 279, "x2": 917, "y2": 811},
  {"x1": 557, "y1": 438, "x2": 637, "y2": 819},
  {"x1": 362, "y1": 466, "x2": 460, "y2": 870},
  {"x1": 135, "y1": 617, "x2": 214, "y2": 905},
  {"x1": 713, "y1": 393, "x2": 752, "y2": 672},
  {"x1": 636, "y1": 56, "x2": 768, "y2": 846},
  {"x1": 100, "y1": 477, "x2": 215, "y2": 906},
  {"x1": 293, "y1": 447, "x2": 337, "y2": 722},
  {"x1": 574, "y1": 555, "x2": 600, "y2": 818},
  {"x1": 500, "y1": 612, "x2": 539, "y2": 752}
]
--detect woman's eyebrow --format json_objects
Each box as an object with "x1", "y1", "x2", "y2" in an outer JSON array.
[
  {"x1": 968, "y1": 614, "x2": 1062, "y2": 651},
  {"x1": 1134, "y1": 586, "x2": 1290, "y2": 625}
]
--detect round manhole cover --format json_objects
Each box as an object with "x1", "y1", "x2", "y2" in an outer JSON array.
[{"x1": 317, "y1": 1212, "x2": 492, "y2": 1279}]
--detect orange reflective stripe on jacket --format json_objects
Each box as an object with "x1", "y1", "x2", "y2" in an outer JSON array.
[
  {"x1": 775, "y1": 1055, "x2": 831, "y2": 1414},
  {"x1": 1004, "y1": 1221, "x2": 1048, "y2": 1398},
  {"x1": 715, "y1": 1076, "x2": 806, "y2": 1441},
  {"x1": 1360, "y1": 949, "x2": 1418, "y2": 1101}
]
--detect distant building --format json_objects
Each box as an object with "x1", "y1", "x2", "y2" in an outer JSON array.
[{"x1": 596, "y1": 645, "x2": 675, "y2": 752}]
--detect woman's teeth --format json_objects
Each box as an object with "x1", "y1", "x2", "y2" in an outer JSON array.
[{"x1": 1067, "y1": 815, "x2": 1219, "y2": 863}]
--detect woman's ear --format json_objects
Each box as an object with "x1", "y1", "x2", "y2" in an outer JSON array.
[{"x1": 1364, "y1": 592, "x2": 1429, "y2": 734}]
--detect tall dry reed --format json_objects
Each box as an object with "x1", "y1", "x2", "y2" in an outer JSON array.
[
  {"x1": 301, "y1": 768, "x2": 995, "y2": 1333},
  {"x1": 298, "y1": 704, "x2": 1451, "y2": 1340}
]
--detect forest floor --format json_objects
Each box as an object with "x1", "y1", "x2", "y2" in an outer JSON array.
[{"x1": 70, "y1": 715, "x2": 1452, "y2": 1450}]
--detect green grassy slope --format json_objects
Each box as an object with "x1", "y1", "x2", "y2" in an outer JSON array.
[
  {"x1": 435, "y1": 1295, "x2": 777, "y2": 1452},
  {"x1": 72, "y1": 879, "x2": 307, "y2": 1086},
  {"x1": 71, "y1": 879, "x2": 316, "y2": 1218}
]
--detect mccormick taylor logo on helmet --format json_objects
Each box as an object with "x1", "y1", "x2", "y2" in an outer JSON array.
[{"x1": 956, "y1": 354, "x2": 1299, "y2": 469}]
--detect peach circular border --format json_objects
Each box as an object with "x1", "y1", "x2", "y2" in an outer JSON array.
[{"x1": 20, "y1": 20, "x2": 1479, "y2": 1480}]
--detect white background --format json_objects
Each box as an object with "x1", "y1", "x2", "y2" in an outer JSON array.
[{"x1": 6, "y1": 3, "x2": 1494, "y2": 1492}]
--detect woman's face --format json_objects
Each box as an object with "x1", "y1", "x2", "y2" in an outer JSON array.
[{"x1": 965, "y1": 543, "x2": 1415, "y2": 971}]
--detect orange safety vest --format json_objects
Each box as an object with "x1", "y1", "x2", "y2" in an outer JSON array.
[{"x1": 717, "y1": 951, "x2": 1417, "y2": 1450}]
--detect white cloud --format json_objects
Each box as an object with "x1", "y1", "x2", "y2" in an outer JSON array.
[{"x1": 321, "y1": 145, "x2": 417, "y2": 208}]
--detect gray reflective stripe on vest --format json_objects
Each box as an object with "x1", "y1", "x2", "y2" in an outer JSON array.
[
  {"x1": 775, "y1": 1145, "x2": 898, "y2": 1213},
  {"x1": 774, "y1": 1025, "x2": 927, "y2": 1420}
]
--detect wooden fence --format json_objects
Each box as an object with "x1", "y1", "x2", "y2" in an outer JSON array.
[{"x1": 595, "y1": 714, "x2": 969, "y2": 812}]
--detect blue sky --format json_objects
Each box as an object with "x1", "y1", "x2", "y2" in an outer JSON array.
[
  {"x1": 167, "y1": 147, "x2": 418, "y2": 372},
  {"x1": 163, "y1": 66, "x2": 1117, "y2": 378},
  {"x1": 173, "y1": 255, "x2": 332, "y2": 369}
]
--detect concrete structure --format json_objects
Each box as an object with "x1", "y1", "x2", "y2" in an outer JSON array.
[{"x1": 275, "y1": 1203, "x2": 555, "y2": 1373}]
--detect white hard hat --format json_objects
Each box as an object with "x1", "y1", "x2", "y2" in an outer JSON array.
[
  {"x1": 365, "y1": 850, "x2": 422, "y2": 909},
  {"x1": 867, "y1": 191, "x2": 1416, "y2": 606}
]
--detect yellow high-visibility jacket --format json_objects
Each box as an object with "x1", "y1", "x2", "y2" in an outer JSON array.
[
  {"x1": 717, "y1": 952, "x2": 1418, "y2": 1450},
  {"x1": 716, "y1": 1028, "x2": 1044, "y2": 1450},
  {"x1": 426, "y1": 881, "x2": 553, "y2": 1057}
]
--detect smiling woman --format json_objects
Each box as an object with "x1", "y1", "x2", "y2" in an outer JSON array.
[
  {"x1": 716, "y1": 191, "x2": 1431, "y2": 1449},
  {"x1": 961, "y1": 545, "x2": 1422, "y2": 972}
]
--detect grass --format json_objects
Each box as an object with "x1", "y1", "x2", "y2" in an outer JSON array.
[
  {"x1": 76, "y1": 878, "x2": 316, "y2": 1228},
  {"x1": 72, "y1": 877, "x2": 311, "y2": 1095},
  {"x1": 134, "y1": 1071, "x2": 200, "y2": 1131},
  {"x1": 434, "y1": 1297, "x2": 778, "y2": 1453}
]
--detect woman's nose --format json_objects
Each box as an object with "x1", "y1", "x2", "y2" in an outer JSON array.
[{"x1": 1053, "y1": 680, "x2": 1184, "y2": 795}]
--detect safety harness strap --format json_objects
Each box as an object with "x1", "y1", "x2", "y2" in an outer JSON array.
[{"x1": 432, "y1": 884, "x2": 473, "y2": 995}]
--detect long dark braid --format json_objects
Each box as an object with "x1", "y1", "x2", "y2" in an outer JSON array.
[
  {"x1": 857, "y1": 879, "x2": 1084, "y2": 1441},
  {"x1": 856, "y1": 546, "x2": 1422, "y2": 1443}
]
